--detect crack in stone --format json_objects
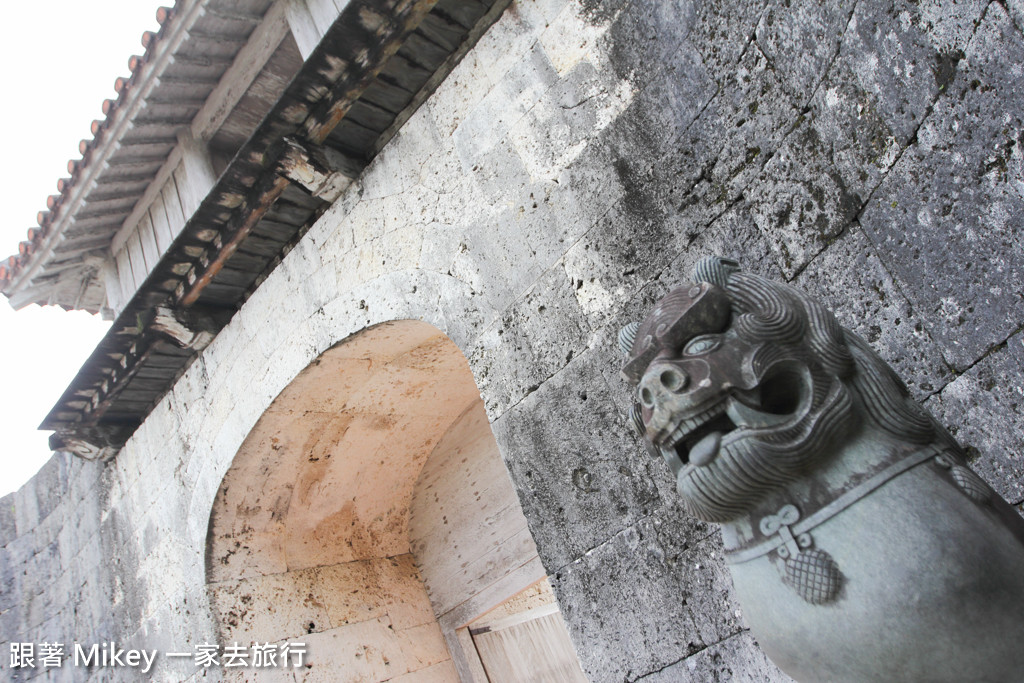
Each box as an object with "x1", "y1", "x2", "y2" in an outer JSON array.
[
  {"x1": 995, "y1": 0, "x2": 1024, "y2": 37},
  {"x1": 852, "y1": 0, "x2": 999, "y2": 391},
  {"x1": 628, "y1": 629, "x2": 758, "y2": 682},
  {"x1": 933, "y1": 322, "x2": 1024, "y2": 389},
  {"x1": 551, "y1": 509, "x2": 721, "y2": 579}
]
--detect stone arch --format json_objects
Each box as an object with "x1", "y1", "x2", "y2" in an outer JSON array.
[{"x1": 205, "y1": 319, "x2": 585, "y2": 681}]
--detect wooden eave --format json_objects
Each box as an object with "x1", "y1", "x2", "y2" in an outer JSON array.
[
  {"x1": 2, "y1": 0, "x2": 275, "y2": 313},
  {"x1": 43, "y1": 0, "x2": 510, "y2": 458}
]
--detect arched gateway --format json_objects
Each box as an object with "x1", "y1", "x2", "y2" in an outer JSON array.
[{"x1": 205, "y1": 320, "x2": 587, "y2": 681}]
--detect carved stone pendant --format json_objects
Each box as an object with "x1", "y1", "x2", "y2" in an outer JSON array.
[
  {"x1": 950, "y1": 465, "x2": 992, "y2": 504},
  {"x1": 782, "y1": 548, "x2": 842, "y2": 605}
]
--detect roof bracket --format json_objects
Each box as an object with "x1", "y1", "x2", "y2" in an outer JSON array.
[
  {"x1": 49, "y1": 424, "x2": 138, "y2": 461},
  {"x1": 277, "y1": 136, "x2": 364, "y2": 202},
  {"x1": 151, "y1": 305, "x2": 219, "y2": 351}
]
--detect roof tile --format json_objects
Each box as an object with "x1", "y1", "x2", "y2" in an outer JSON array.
[{"x1": 2, "y1": 2, "x2": 198, "y2": 302}]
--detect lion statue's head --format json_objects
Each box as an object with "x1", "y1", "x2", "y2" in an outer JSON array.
[{"x1": 620, "y1": 256, "x2": 942, "y2": 523}]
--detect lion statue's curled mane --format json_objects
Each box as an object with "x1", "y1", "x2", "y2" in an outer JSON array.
[{"x1": 621, "y1": 256, "x2": 954, "y2": 522}]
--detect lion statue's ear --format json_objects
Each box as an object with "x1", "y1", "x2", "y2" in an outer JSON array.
[
  {"x1": 693, "y1": 255, "x2": 740, "y2": 287},
  {"x1": 618, "y1": 321, "x2": 640, "y2": 356}
]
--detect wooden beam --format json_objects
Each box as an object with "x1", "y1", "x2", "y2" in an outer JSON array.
[
  {"x1": 191, "y1": 0, "x2": 292, "y2": 142},
  {"x1": 175, "y1": 132, "x2": 219, "y2": 219},
  {"x1": 178, "y1": 174, "x2": 291, "y2": 307},
  {"x1": 304, "y1": 0, "x2": 442, "y2": 146},
  {"x1": 101, "y1": 259, "x2": 123, "y2": 315},
  {"x1": 150, "y1": 305, "x2": 218, "y2": 351},
  {"x1": 277, "y1": 136, "x2": 363, "y2": 201},
  {"x1": 285, "y1": 0, "x2": 325, "y2": 59},
  {"x1": 49, "y1": 424, "x2": 137, "y2": 461}
]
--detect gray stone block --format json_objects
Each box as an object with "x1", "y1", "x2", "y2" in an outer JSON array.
[
  {"x1": 926, "y1": 330, "x2": 1024, "y2": 504},
  {"x1": 507, "y1": 58, "x2": 633, "y2": 181},
  {"x1": 551, "y1": 512, "x2": 741, "y2": 682},
  {"x1": 561, "y1": 197, "x2": 680, "y2": 334},
  {"x1": 916, "y1": 0, "x2": 992, "y2": 53},
  {"x1": 491, "y1": 349, "x2": 664, "y2": 570},
  {"x1": 638, "y1": 631, "x2": 792, "y2": 682},
  {"x1": 13, "y1": 478, "x2": 40, "y2": 538},
  {"x1": 602, "y1": 0, "x2": 696, "y2": 85},
  {"x1": 453, "y1": 41, "x2": 559, "y2": 170},
  {"x1": 0, "y1": 492, "x2": 16, "y2": 547},
  {"x1": 749, "y1": 0, "x2": 988, "y2": 280},
  {"x1": 1008, "y1": 0, "x2": 1024, "y2": 36},
  {"x1": 859, "y1": 4, "x2": 1024, "y2": 370},
  {"x1": 31, "y1": 455, "x2": 66, "y2": 525},
  {"x1": 616, "y1": 39, "x2": 717, "y2": 159},
  {"x1": 448, "y1": 198, "x2": 549, "y2": 316},
  {"x1": 577, "y1": 0, "x2": 630, "y2": 24},
  {"x1": 795, "y1": 226, "x2": 951, "y2": 400},
  {"x1": 755, "y1": 0, "x2": 857, "y2": 107},
  {"x1": 0, "y1": 544, "x2": 18, "y2": 613},
  {"x1": 744, "y1": 116, "x2": 868, "y2": 278},
  {"x1": 655, "y1": 41, "x2": 798, "y2": 241},
  {"x1": 471, "y1": 262, "x2": 592, "y2": 418},
  {"x1": 838, "y1": 0, "x2": 982, "y2": 144},
  {"x1": 691, "y1": 0, "x2": 771, "y2": 85},
  {"x1": 662, "y1": 201, "x2": 785, "y2": 289}
]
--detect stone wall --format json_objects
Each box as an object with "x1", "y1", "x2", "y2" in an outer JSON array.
[{"x1": 3, "y1": 0, "x2": 1023, "y2": 681}]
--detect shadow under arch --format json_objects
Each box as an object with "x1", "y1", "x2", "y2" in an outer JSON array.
[{"x1": 205, "y1": 320, "x2": 586, "y2": 681}]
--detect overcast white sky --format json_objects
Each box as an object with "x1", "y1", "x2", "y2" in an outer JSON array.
[{"x1": 0, "y1": 1, "x2": 168, "y2": 497}]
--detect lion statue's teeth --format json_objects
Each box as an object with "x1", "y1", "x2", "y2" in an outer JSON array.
[{"x1": 726, "y1": 397, "x2": 792, "y2": 429}]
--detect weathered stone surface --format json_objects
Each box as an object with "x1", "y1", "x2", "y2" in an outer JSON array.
[
  {"x1": 470, "y1": 263, "x2": 593, "y2": 418},
  {"x1": 859, "y1": 3, "x2": 1024, "y2": 369},
  {"x1": 743, "y1": 0, "x2": 991, "y2": 278},
  {"x1": 602, "y1": 0, "x2": 696, "y2": 85},
  {"x1": 1008, "y1": 0, "x2": 1024, "y2": 36},
  {"x1": 638, "y1": 631, "x2": 791, "y2": 682},
  {"x1": 690, "y1": 0, "x2": 771, "y2": 84},
  {"x1": 745, "y1": 117, "x2": 866, "y2": 276},
  {"x1": 453, "y1": 42, "x2": 560, "y2": 169},
  {"x1": 927, "y1": 330, "x2": 1024, "y2": 504},
  {"x1": 654, "y1": 41, "x2": 797, "y2": 241},
  {"x1": 754, "y1": 0, "x2": 856, "y2": 107},
  {"x1": 796, "y1": 226, "x2": 950, "y2": 400},
  {"x1": 551, "y1": 512, "x2": 740, "y2": 682},
  {"x1": 492, "y1": 350, "x2": 663, "y2": 570},
  {"x1": 0, "y1": 492, "x2": 16, "y2": 547}
]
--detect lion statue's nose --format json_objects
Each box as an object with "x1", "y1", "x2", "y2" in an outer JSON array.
[{"x1": 638, "y1": 363, "x2": 689, "y2": 408}]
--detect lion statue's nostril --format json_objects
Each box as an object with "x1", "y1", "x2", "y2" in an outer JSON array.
[
  {"x1": 640, "y1": 386, "x2": 654, "y2": 407},
  {"x1": 659, "y1": 368, "x2": 687, "y2": 392}
]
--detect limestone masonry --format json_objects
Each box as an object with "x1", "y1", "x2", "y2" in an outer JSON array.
[{"x1": 2, "y1": 0, "x2": 1023, "y2": 681}]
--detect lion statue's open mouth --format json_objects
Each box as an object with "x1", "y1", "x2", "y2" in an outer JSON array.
[
  {"x1": 659, "y1": 364, "x2": 808, "y2": 469},
  {"x1": 618, "y1": 257, "x2": 892, "y2": 522}
]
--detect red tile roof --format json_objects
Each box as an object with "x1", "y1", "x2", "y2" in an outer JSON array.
[{"x1": 0, "y1": 4, "x2": 177, "y2": 299}]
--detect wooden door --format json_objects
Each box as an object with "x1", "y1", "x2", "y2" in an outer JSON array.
[{"x1": 468, "y1": 604, "x2": 589, "y2": 683}]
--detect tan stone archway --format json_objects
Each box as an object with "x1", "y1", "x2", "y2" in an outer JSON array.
[{"x1": 205, "y1": 320, "x2": 586, "y2": 681}]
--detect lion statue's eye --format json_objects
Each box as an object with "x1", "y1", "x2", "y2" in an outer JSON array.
[{"x1": 683, "y1": 335, "x2": 722, "y2": 355}]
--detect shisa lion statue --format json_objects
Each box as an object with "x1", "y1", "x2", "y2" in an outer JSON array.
[{"x1": 618, "y1": 256, "x2": 1024, "y2": 683}]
